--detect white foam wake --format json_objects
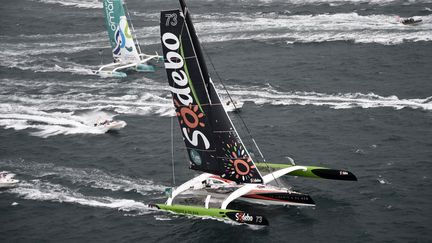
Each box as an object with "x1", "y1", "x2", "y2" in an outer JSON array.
[
  {"x1": 0, "y1": 104, "x2": 117, "y2": 137},
  {"x1": 228, "y1": 85, "x2": 432, "y2": 110},
  {"x1": 1, "y1": 77, "x2": 430, "y2": 136},
  {"x1": 195, "y1": 12, "x2": 432, "y2": 45},
  {"x1": 31, "y1": 0, "x2": 101, "y2": 9},
  {"x1": 1, "y1": 12, "x2": 431, "y2": 76},
  {"x1": 0, "y1": 77, "x2": 174, "y2": 137},
  {"x1": 8, "y1": 180, "x2": 153, "y2": 214},
  {"x1": 0, "y1": 160, "x2": 166, "y2": 195},
  {"x1": 243, "y1": 0, "x2": 432, "y2": 5},
  {"x1": 30, "y1": 0, "x2": 432, "y2": 9}
]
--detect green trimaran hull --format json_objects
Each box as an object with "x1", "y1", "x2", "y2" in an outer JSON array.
[
  {"x1": 256, "y1": 163, "x2": 357, "y2": 181},
  {"x1": 150, "y1": 204, "x2": 269, "y2": 226}
]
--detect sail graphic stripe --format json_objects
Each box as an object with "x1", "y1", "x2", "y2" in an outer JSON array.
[{"x1": 180, "y1": 41, "x2": 204, "y2": 114}]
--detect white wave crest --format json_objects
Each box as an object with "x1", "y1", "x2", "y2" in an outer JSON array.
[
  {"x1": 241, "y1": 0, "x2": 432, "y2": 5},
  {"x1": 0, "y1": 160, "x2": 166, "y2": 194},
  {"x1": 1, "y1": 13, "x2": 431, "y2": 76},
  {"x1": 9, "y1": 180, "x2": 153, "y2": 214},
  {"x1": 0, "y1": 77, "x2": 430, "y2": 136},
  {"x1": 29, "y1": 0, "x2": 432, "y2": 9},
  {"x1": 228, "y1": 85, "x2": 432, "y2": 110},
  {"x1": 31, "y1": 0, "x2": 101, "y2": 9},
  {"x1": 0, "y1": 104, "x2": 117, "y2": 137},
  {"x1": 195, "y1": 12, "x2": 432, "y2": 45},
  {"x1": 0, "y1": 77, "x2": 174, "y2": 137}
]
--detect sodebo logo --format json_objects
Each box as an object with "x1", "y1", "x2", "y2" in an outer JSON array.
[
  {"x1": 162, "y1": 31, "x2": 210, "y2": 150},
  {"x1": 235, "y1": 213, "x2": 254, "y2": 222}
]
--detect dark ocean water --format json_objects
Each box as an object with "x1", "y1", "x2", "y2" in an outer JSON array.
[{"x1": 1, "y1": 0, "x2": 431, "y2": 242}]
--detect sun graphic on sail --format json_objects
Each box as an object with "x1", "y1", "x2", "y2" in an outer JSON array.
[
  {"x1": 174, "y1": 99, "x2": 205, "y2": 132},
  {"x1": 221, "y1": 140, "x2": 257, "y2": 182}
]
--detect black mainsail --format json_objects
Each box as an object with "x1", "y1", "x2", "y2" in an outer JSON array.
[{"x1": 160, "y1": 5, "x2": 263, "y2": 184}]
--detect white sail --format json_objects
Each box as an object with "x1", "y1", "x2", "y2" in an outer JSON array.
[{"x1": 114, "y1": 16, "x2": 141, "y2": 63}]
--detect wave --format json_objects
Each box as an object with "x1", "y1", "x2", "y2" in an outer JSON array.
[
  {"x1": 30, "y1": 0, "x2": 432, "y2": 9},
  {"x1": 0, "y1": 77, "x2": 173, "y2": 137},
  {"x1": 1, "y1": 77, "x2": 430, "y2": 136},
  {"x1": 3, "y1": 177, "x2": 258, "y2": 226},
  {"x1": 1, "y1": 13, "x2": 431, "y2": 75},
  {"x1": 0, "y1": 105, "x2": 120, "y2": 137},
  {"x1": 6, "y1": 179, "x2": 153, "y2": 214},
  {"x1": 245, "y1": 0, "x2": 432, "y2": 5},
  {"x1": 31, "y1": 0, "x2": 102, "y2": 9},
  {"x1": 227, "y1": 85, "x2": 432, "y2": 110},
  {"x1": 0, "y1": 160, "x2": 166, "y2": 194},
  {"x1": 195, "y1": 12, "x2": 432, "y2": 45},
  {"x1": 0, "y1": 159, "x2": 165, "y2": 216}
]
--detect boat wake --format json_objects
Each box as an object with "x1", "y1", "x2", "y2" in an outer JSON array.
[
  {"x1": 0, "y1": 159, "x2": 166, "y2": 214},
  {"x1": 0, "y1": 158, "x2": 264, "y2": 226},
  {"x1": 228, "y1": 85, "x2": 432, "y2": 111},
  {"x1": 31, "y1": 0, "x2": 102, "y2": 9},
  {"x1": 0, "y1": 105, "x2": 122, "y2": 137},
  {"x1": 1, "y1": 77, "x2": 431, "y2": 136},
  {"x1": 31, "y1": 0, "x2": 431, "y2": 9},
  {"x1": 7, "y1": 180, "x2": 154, "y2": 215},
  {"x1": 0, "y1": 160, "x2": 166, "y2": 195},
  {"x1": 195, "y1": 12, "x2": 432, "y2": 45},
  {"x1": 1, "y1": 12, "x2": 431, "y2": 77}
]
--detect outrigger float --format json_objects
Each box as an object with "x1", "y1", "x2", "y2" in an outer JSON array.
[
  {"x1": 150, "y1": 0, "x2": 357, "y2": 226},
  {"x1": 96, "y1": 0, "x2": 162, "y2": 78}
]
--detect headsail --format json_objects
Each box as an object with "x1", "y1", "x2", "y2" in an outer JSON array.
[
  {"x1": 160, "y1": 8, "x2": 263, "y2": 184},
  {"x1": 102, "y1": 0, "x2": 140, "y2": 63}
]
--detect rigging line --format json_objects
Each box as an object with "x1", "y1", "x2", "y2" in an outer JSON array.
[
  {"x1": 171, "y1": 116, "x2": 176, "y2": 186},
  {"x1": 200, "y1": 44, "x2": 281, "y2": 187},
  {"x1": 123, "y1": 2, "x2": 143, "y2": 54},
  {"x1": 181, "y1": 12, "x2": 212, "y2": 102}
]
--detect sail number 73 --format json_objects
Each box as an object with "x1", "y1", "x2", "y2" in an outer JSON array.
[{"x1": 165, "y1": 13, "x2": 178, "y2": 26}]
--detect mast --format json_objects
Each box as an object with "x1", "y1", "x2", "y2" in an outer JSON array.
[
  {"x1": 122, "y1": 0, "x2": 143, "y2": 55},
  {"x1": 179, "y1": 0, "x2": 210, "y2": 85}
]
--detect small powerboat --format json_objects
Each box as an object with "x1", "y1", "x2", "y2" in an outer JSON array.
[
  {"x1": 223, "y1": 100, "x2": 243, "y2": 113},
  {"x1": 0, "y1": 171, "x2": 19, "y2": 189},
  {"x1": 94, "y1": 119, "x2": 127, "y2": 131},
  {"x1": 398, "y1": 17, "x2": 422, "y2": 25}
]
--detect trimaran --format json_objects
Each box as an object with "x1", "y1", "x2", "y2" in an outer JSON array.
[
  {"x1": 150, "y1": 0, "x2": 357, "y2": 226},
  {"x1": 97, "y1": 0, "x2": 161, "y2": 78}
]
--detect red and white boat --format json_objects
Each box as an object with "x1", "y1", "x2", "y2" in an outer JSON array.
[{"x1": 94, "y1": 119, "x2": 126, "y2": 131}]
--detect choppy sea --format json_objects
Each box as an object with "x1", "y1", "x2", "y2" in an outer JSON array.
[{"x1": 1, "y1": 0, "x2": 431, "y2": 242}]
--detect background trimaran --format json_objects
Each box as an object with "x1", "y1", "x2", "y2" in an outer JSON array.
[
  {"x1": 150, "y1": 0, "x2": 357, "y2": 226},
  {"x1": 97, "y1": 0, "x2": 161, "y2": 78}
]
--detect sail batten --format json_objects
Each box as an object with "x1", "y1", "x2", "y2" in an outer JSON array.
[
  {"x1": 160, "y1": 6, "x2": 263, "y2": 184},
  {"x1": 185, "y1": 147, "x2": 217, "y2": 152}
]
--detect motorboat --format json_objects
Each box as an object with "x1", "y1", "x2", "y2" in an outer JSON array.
[
  {"x1": 223, "y1": 100, "x2": 243, "y2": 113},
  {"x1": 94, "y1": 119, "x2": 127, "y2": 131},
  {"x1": 398, "y1": 16, "x2": 422, "y2": 25},
  {"x1": 0, "y1": 171, "x2": 19, "y2": 189}
]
